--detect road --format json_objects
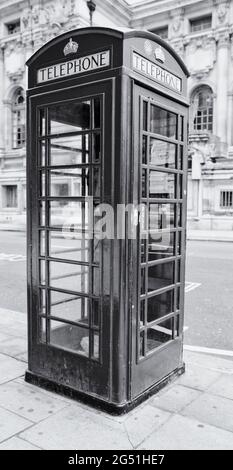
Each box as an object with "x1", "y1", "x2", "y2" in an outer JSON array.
[{"x1": 0, "y1": 231, "x2": 232, "y2": 351}]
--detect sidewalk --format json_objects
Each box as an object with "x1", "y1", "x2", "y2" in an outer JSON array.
[
  {"x1": 0, "y1": 307, "x2": 233, "y2": 450},
  {"x1": 187, "y1": 230, "x2": 233, "y2": 242}
]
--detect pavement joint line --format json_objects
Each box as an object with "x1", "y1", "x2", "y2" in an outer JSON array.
[
  {"x1": 0, "y1": 404, "x2": 35, "y2": 425},
  {"x1": 184, "y1": 344, "x2": 233, "y2": 358},
  {"x1": 0, "y1": 350, "x2": 27, "y2": 364},
  {"x1": 16, "y1": 435, "x2": 43, "y2": 450},
  {"x1": 0, "y1": 374, "x2": 25, "y2": 387},
  {"x1": 0, "y1": 420, "x2": 38, "y2": 447}
]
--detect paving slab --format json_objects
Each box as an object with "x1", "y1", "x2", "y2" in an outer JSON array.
[
  {"x1": 151, "y1": 384, "x2": 202, "y2": 413},
  {"x1": 0, "y1": 379, "x2": 69, "y2": 423},
  {"x1": 181, "y1": 392, "x2": 233, "y2": 433},
  {"x1": 139, "y1": 414, "x2": 233, "y2": 450},
  {"x1": 0, "y1": 336, "x2": 27, "y2": 357},
  {"x1": 19, "y1": 405, "x2": 133, "y2": 450},
  {"x1": 0, "y1": 436, "x2": 41, "y2": 450},
  {"x1": 184, "y1": 350, "x2": 233, "y2": 374},
  {"x1": 123, "y1": 404, "x2": 171, "y2": 448},
  {"x1": 0, "y1": 407, "x2": 32, "y2": 443},
  {"x1": 0, "y1": 354, "x2": 26, "y2": 384},
  {"x1": 207, "y1": 374, "x2": 233, "y2": 401},
  {"x1": 177, "y1": 363, "x2": 221, "y2": 391}
]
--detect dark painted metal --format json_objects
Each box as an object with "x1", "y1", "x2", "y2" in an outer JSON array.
[{"x1": 26, "y1": 27, "x2": 189, "y2": 412}]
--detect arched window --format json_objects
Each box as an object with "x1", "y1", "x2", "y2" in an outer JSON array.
[
  {"x1": 12, "y1": 88, "x2": 26, "y2": 148},
  {"x1": 191, "y1": 86, "x2": 213, "y2": 133}
]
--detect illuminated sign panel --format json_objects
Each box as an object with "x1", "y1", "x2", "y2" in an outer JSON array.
[
  {"x1": 133, "y1": 52, "x2": 182, "y2": 93},
  {"x1": 37, "y1": 50, "x2": 110, "y2": 84}
]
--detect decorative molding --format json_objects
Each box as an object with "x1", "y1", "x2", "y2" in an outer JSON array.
[
  {"x1": 215, "y1": 1, "x2": 230, "y2": 25},
  {"x1": 189, "y1": 66, "x2": 213, "y2": 80},
  {"x1": 7, "y1": 68, "x2": 25, "y2": 83}
]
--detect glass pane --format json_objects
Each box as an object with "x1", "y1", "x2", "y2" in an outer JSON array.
[
  {"x1": 93, "y1": 167, "x2": 101, "y2": 197},
  {"x1": 142, "y1": 135, "x2": 147, "y2": 164},
  {"x1": 40, "y1": 230, "x2": 46, "y2": 256},
  {"x1": 148, "y1": 232, "x2": 175, "y2": 261},
  {"x1": 141, "y1": 168, "x2": 147, "y2": 198},
  {"x1": 40, "y1": 317, "x2": 46, "y2": 343},
  {"x1": 143, "y1": 101, "x2": 148, "y2": 131},
  {"x1": 49, "y1": 261, "x2": 89, "y2": 293},
  {"x1": 50, "y1": 290, "x2": 89, "y2": 325},
  {"x1": 140, "y1": 330, "x2": 145, "y2": 357},
  {"x1": 148, "y1": 261, "x2": 175, "y2": 291},
  {"x1": 150, "y1": 139, "x2": 177, "y2": 169},
  {"x1": 92, "y1": 299, "x2": 100, "y2": 327},
  {"x1": 147, "y1": 318, "x2": 173, "y2": 351},
  {"x1": 93, "y1": 133, "x2": 101, "y2": 162},
  {"x1": 179, "y1": 145, "x2": 183, "y2": 170},
  {"x1": 149, "y1": 171, "x2": 175, "y2": 199},
  {"x1": 147, "y1": 290, "x2": 174, "y2": 323},
  {"x1": 93, "y1": 98, "x2": 100, "y2": 129},
  {"x1": 180, "y1": 116, "x2": 184, "y2": 141},
  {"x1": 49, "y1": 232, "x2": 90, "y2": 263},
  {"x1": 49, "y1": 168, "x2": 91, "y2": 197},
  {"x1": 49, "y1": 135, "x2": 89, "y2": 166},
  {"x1": 149, "y1": 203, "x2": 175, "y2": 233},
  {"x1": 40, "y1": 260, "x2": 46, "y2": 285},
  {"x1": 39, "y1": 170, "x2": 46, "y2": 197},
  {"x1": 92, "y1": 332, "x2": 99, "y2": 359},
  {"x1": 141, "y1": 239, "x2": 147, "y2": 263},
  {"x1": 141, "y1": 267, "x2": 146, "y2": 294},
  {"x1": 39, "y1": 141, "x2": 46, "y2": 166},
  {"x1": 39, "y1": 288, "x2": 46, "y2": 315},
  {"x1": 49, "y1": 200, "x2": 92, "y2": 233},
  {"x1": 50, "y1": 320, "x2": 89, "y2": 355},
  {"x1": 150, "y1": 105, "x2": 177, "y2": 139},
  {"x1": 140, "y1": 299, "x2": 145, "y2": 326},
  {"x1": 49, "y1": 101, "x2": 91, "y2": 134},
  {"x1": 39, "y1": 108, "x2": 46, "y2": 136},
  {"x1": 39, "y1": 200, "x2": 46, "y2": 226}
]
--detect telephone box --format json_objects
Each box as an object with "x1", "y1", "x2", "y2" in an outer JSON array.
[{"x1": 26, "y1": 27, "x2": 189, "y2": 413}]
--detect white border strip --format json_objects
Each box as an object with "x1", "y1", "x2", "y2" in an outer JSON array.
[{"x1": 184, "y1": 344, "x2": 233, "y2": 357}]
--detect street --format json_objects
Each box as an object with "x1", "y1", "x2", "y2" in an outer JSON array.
[{"x1": 0, "y1": 231, "x2": 232, "y2": 351}]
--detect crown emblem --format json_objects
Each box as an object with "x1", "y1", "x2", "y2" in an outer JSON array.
[
  {"x1": 154, "y1": 46, "x2": 165, "y2": 63},
  {"x1": 63, "y1": 38, "x2": 79, "y2": 56}
]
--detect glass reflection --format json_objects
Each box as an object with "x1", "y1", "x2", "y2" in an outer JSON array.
[
  {"x1": 148, "y1": 232, "x2": 175, "y2": 261},
  {"x1": 147, "y1": 290, "x2": 173, "y2": 323},
  {"x1": 50, "y1": 320, "x2": 89, "y2": 356},
  {"x1": 49, "y1": 135, "x2": 89, "y2": 166},
  {"x1": 149, "y1": 171, "x2": 175, "y2": 199},
  {"x1": 49, "y1": 261, "x2": 89, "y2": 293},
  {"x1": 150, "y1": 105, "x2": 177, "y2": 139},
  {"x1": 147, "y1": 318, "x2": 173, "y2": 351},
  {"x1": 150, "y1": 138, "x2": 176, "y2": 169},
  {"x1": 50, "y1": 290, "x2": 89, "y2": 324},
  {"x1": 149, "y1": 203, "x2": 175, "y2": 233},
  {"x1": 49, "y1": 100, "x2": 91, "y2": 134},
  {"x1": 148, "y1": 261, "x2": 175, "y2": 291}
]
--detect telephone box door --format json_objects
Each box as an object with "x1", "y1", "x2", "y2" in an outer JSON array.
[
  {"x1": 28, "y1": 80, "x2": 113, "y2": 398},
  {"x1": 131, "y1": 85, "x2": 188, "y2": 398}
]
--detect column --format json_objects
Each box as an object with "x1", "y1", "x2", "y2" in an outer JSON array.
[
  {"x1": 216, "y1": 33, "x2": 229, "y2": 144},
  {"x1": 0, "y1": 47, "x2": 5, "y2": 150}
]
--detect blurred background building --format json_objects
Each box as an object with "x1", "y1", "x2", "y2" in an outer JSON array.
[{"x1": 0, "y1": 0, "x2": 233, "y2": 231}]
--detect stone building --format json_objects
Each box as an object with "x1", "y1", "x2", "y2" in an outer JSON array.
[{"x1": 0, "y1": 0, "x2": 233, "y2": 230}]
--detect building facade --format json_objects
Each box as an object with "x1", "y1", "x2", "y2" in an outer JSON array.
[{"x1": 0, "y1": 0, "x2": 233, "y2": 230}]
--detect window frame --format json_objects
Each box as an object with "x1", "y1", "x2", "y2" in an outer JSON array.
[
  {"x1": 12, "y1": 88, "x2": 26, "y2": 149},
  {"x1": 190, "y1": 85, "x2": 213, "y2": 133},
  {"x1": 219, "y1": 190, "x2": 233, "y2": 210},
  {"x1": 189, "y1": 15, "x2": 212, "y2": 33}
]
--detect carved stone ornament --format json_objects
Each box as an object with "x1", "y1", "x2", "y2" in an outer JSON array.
[{"x1": 217, "y1": 3, "x2": 229, "y2": 24}]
